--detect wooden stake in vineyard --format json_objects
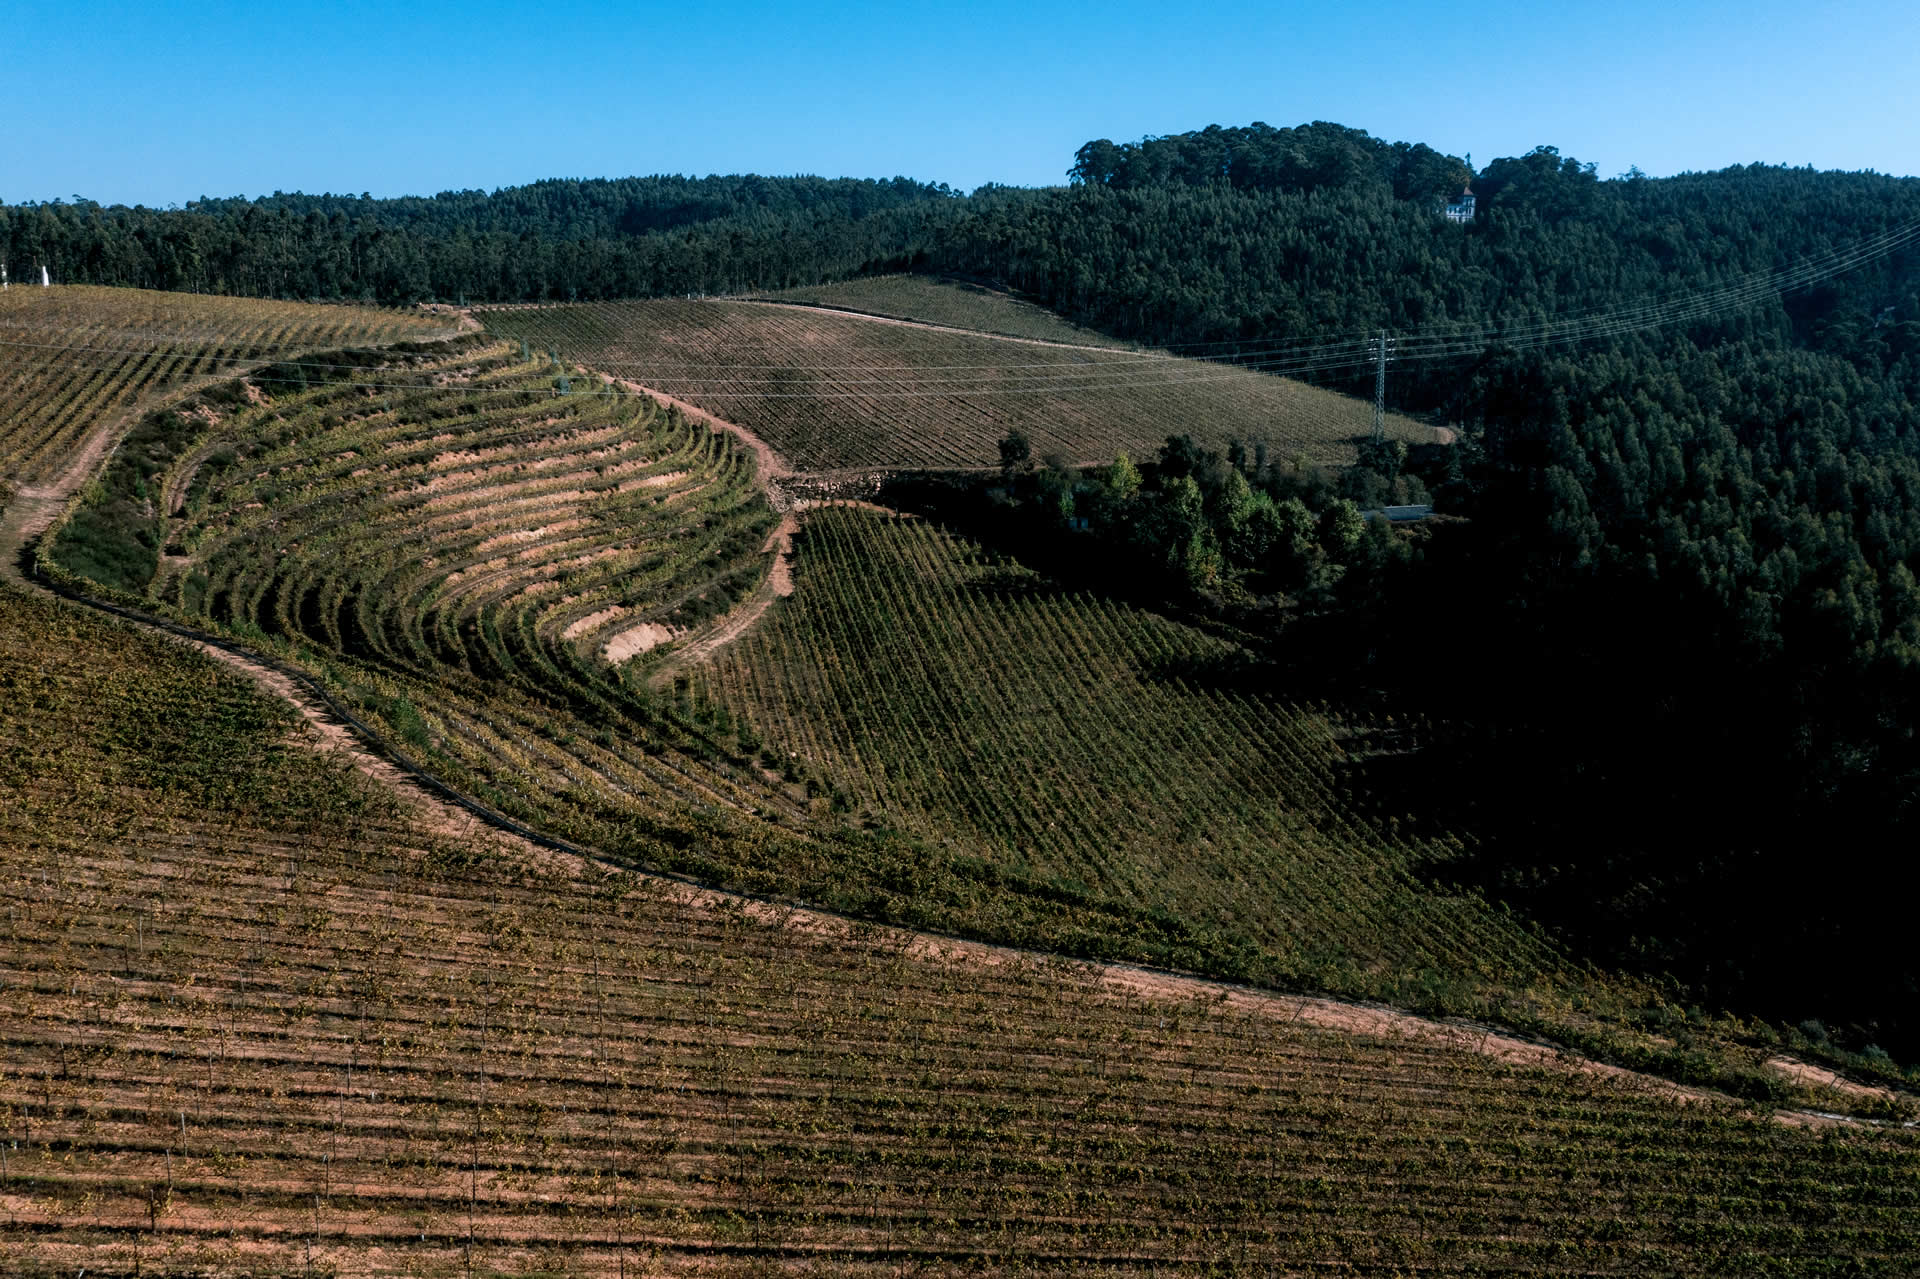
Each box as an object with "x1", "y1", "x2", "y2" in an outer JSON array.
[{"x1": 468, "y1": 1102, "x2": 479, "y2": 1274}]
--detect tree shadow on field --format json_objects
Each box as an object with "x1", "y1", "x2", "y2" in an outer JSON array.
[{"x1": 1135, "y1": 636, "x2": 1920, "y2": 1065}]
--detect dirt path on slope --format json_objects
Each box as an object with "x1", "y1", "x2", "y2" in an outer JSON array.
[
  {"x1": 643, "y1": 510, "x2": 800, "y2": 675},
  {"x1": 0, "y1": 366, "x2": 170, "y2": 570},
  {"x1": 608, "y1": 375, "x2": 792, "y2": 484},
  {"x1": 733, "y1": 297, "x2": 1170, "y2": 359},
  {"x1": 0, "y1": 489, "x2": 65, "y2": 586},
  {"x1": 591, "y1": 376, "x2": 801, "y2": 671},
  {"x1": 597, "y1": 378, "x2": 826, "y2": 673},
  {"x1": 184, "y1": 628, "x2": 555, "y2": 858},
  {"x1": 645, "y1": 499, "x2": 916, "y2": 672},
  {"x1": 0, "y1": 364, "x2": 282, "y2": 586}
]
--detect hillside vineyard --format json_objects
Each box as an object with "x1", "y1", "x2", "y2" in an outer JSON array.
[
  {"x1": 0, "y1": 286, "x2": 453, "y2": 483},
  {"x1": 52, "y1": 340, "x2": 1626, "y2": 1038},
  {"x1": 7, "y1": 251, "x2": 1920, "y2": 1277},
  {"x1": 43, "y1": 306, "x2": 1909, "y2": 1096},
  {"x1": 691, "y1": 505, "x2": 1575, "y2": 995},
  {"x1": 479, "y1": 299, "x2": 1437, "y2": 473},
  {"x1": 3, "y1": 588, "x2": 1917, "y2": 1277}
]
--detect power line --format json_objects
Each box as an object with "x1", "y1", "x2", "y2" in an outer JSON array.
[
  {"x1": 3, "y1": 211, "x2": 1915, "y2": 408},
  {"x1": 526, "y1": 214, "x2": 1920, "y2": 368}
]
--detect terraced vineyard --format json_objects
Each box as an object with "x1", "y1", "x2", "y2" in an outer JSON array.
[
  {"x1": 5, "y1": 584, "x2": 1919, "y2": 1277},
  {"x1": 748, "y1": 273, "x2": 1138, "y2": 346},
  {"x1": 159, "y1": 343, "x2": 774, "y2": 673},
  {"x1": 48, "y1": 339, "x2": 835, "y2": 868},
  {"x1": 0, "y1": 285, "x2": 453, "y2": 485},
  {"x1": 479, "y1": 298, "x2": 1437, "y2": 472}
]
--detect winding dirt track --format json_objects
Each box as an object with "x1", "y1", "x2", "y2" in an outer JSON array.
[
  {"x1": 731, "y1": 296, "x2": 1149, "y2": 357},
  {"x1": 0, "y1": 338, "x2": 1889, "y2": 1132},
  {"x1": 609, "y1": 374, "x2": 791, "y2": 483}
]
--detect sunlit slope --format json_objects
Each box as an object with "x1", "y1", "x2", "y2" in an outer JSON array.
[
  {"x1": 480, "y1": 298, "x2": 1436, "y2": 472},
  {"x1": 0, "y1": 285, "x2": 453, "y2": 484},
  {"x1": 749, "y1": 273, "x2": 1138, "y2": 346},
  {"x1": 80, "y1": 343, "x2": 813, "y2": 860},
  {"x1": 4, "y1": 584, "x2": 1917, "y2": 1277}
]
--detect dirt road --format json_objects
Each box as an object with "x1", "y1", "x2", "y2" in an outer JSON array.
[{"x1": 732, "y1": 296, "x2": 1161, "y2": 359}]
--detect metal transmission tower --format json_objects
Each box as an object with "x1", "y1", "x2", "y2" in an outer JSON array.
[{"x1": 1369, "y1": 329, "x2": 1394, "y2": 441}]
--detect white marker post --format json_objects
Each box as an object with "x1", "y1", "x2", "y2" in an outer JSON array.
[{"x1": 41, "y1": 265, "x2": 50, "y2": 288}]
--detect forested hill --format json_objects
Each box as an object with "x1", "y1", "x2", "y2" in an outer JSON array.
[
  {"x1": 0, "y1": 173, "x2": 958, "y2": 300},
  {"x1": 942, "y1": 148, "x2": 1920, "y2": 376},
  {"x1": 6, "y1": 125, "x2": 1917, "y2": 356}
]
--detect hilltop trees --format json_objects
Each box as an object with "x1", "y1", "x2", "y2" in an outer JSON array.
[{"x1": 1070, "y1": 120, "x2": 1465, "y2": 202}]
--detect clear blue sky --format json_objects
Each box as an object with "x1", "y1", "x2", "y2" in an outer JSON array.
[{"x1": 6, "y1": 0, "x2": 1916, "y2": 206}]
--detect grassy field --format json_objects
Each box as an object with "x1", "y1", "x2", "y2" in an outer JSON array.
[
  {"x1": 747, "y1": 274, "x2": 1138, "y2": 347},
  {"x1": 0, "y1": 285, "x2": 454, "y2": 485},
  {"x1": 478, "y1": 298, "x2": 1435, "y2": 473},
  {"x1": 4, "y1": 582, "x2": 1918, "y2": 1277}
]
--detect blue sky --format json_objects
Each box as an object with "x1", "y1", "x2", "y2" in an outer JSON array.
[{"x1": 6, "y1": 0, "x2": 1917, "y2": 206}]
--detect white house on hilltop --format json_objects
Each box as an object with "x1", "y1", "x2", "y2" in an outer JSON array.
[{"x1": 1444, "y1": 183, "x2": 1477, "y2": 223}]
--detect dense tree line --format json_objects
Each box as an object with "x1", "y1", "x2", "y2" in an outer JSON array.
[
  {"x1": 0, "y1": 175, "x2": 959, "y2": 301},
  {"x1": 205, "y1": 174, "x2": 952, "y2": 237},
  {"x1": 927, "y1": 427, "x2": 1423, "y2": 609},
  {"x1": 930, "y1": 152, "x2": 1920, "y2": 376}
]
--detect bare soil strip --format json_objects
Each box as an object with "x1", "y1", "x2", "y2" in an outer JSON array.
[{"x1": 604, "y1": 620, "x2": 678, "y2": 662}]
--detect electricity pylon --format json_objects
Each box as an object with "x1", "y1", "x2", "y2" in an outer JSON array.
[{"x1": 1370, "y1": 329, "x2": 1394, "y2": 441}]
